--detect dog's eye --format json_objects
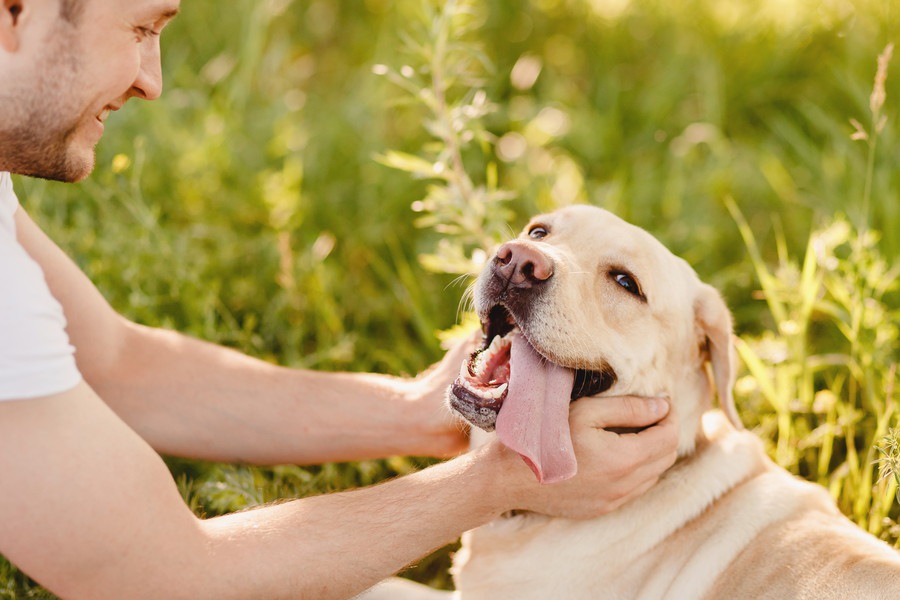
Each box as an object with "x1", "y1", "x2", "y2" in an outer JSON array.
[
  {"x1": 528, "y1": 225, "x2": 549, "y2": 240},
  {"x1": 611, "y1": 271, "x2": 643, "y2": 298}
]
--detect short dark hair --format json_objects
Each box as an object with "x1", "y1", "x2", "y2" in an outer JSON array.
[{"x1": 59, "y1": 0, "x2": 83, "y2": 23}]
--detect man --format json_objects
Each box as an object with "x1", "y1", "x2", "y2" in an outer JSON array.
[{"x1": 0, "y1": 1, "x2": 679, "y2": 598}]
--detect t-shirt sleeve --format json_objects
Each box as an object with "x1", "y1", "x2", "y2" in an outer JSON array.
[
  {"x1": 0, "y1": 174, "x2": 82, "y2": 400},
  {"x1": 0, "y1": 171, "x2": 15, "y2": 232}
]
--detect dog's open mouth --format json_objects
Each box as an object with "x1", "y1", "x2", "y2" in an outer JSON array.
[
  {"x1": 449, "y1": 305, "x2": 615, "y2": 484},
  {"x1": 449, "y1": 306, "x2": 516, "y2": 431}
]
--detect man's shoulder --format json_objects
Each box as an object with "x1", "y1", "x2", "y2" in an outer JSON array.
[
  {"x1": 0, "y1": 173, "x2": 61, "y2": 319},
  {"x1": 0, "y1": 198, "x2": 81, "y2": 401}
]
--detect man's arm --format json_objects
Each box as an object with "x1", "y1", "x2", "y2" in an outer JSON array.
[
  {"x1": 14, "y1": 207, "x2": 469, "y2": 463},
  {"x1": 0, "y1": 382, "x2": 677, "y2": 600}
]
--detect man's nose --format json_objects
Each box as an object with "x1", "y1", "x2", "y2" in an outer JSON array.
[{"x1": 132, "y1": 40, "x2": 163, "y2": 101}]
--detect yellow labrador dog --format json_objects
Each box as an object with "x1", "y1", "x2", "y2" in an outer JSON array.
[{"x1": 360, "y1": 205, "x2": 900, "y2": 599}]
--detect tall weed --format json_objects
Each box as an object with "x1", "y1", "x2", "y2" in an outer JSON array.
[{"x1": 729, "y1": 43, "x2": 899, "y2": 545}]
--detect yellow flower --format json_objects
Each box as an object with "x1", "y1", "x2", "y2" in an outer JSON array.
[{"x1": 111, "y1": 153, "x2": 131, "y2": 174}]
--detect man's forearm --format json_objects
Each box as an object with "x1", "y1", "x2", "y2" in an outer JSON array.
[
  {"x1": 15, "y1": 207, "x2": 465, "y2": 464},
  {"x1": 196, "y1": 444, "x2": 504, "y2": 600},
  {"x1": 90, "y1": 321, "x2": 464, "y2": 464}
]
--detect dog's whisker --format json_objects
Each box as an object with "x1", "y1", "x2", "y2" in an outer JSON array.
[
  {"x1": 455, "y1": 283, "x2": 478, "y2": 324},
  {"x1": 445, "y1": 273, "x2": 474, "y2": 291}
]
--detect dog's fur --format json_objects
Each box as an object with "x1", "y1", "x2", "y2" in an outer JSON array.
[{"x1": 358, "y1": 206, "x2": 900, "y2": 599}]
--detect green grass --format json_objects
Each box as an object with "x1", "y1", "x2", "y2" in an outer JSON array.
[{"x1": 3, "y1": 0, "x2": 898, "y2": 595}]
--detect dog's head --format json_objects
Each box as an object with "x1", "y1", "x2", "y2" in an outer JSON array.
[{"x1": 449, "y1": 205, "x2": 740, "y2": 483}]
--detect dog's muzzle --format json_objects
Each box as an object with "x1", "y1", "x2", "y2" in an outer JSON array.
[{"x1": 447, "y1": 241, "x2": 616, "y2": 483}]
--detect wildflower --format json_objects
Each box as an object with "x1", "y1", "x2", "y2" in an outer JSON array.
[{"x1": 111, "y1": 153, "x2": 131, "y2": 173}]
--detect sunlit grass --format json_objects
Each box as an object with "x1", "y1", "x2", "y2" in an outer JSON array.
[{"x1": 2, "y1": 0, "x2": 897, "y2": 595}]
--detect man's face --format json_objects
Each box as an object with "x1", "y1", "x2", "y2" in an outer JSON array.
[{"x1": 0, "y1": 0, "x2": 180, "y2": 182}]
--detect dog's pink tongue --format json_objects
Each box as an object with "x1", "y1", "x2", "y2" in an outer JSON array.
[{"x1": 496, "y1": 333, "x2": 576, "y2": 484}]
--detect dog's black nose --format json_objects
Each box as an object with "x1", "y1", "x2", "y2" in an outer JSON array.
[{"x1": 494, "y1": 241, "x2": 554, "y2": 287}]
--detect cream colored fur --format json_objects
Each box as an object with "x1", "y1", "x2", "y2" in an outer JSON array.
[{"x1": 357, "y1": 206, "x2": 900, "y2": 600}]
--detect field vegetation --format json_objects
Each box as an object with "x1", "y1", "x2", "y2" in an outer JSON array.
[{"x1": 3, "y1": 0, "x2": 898, "y2": 595}]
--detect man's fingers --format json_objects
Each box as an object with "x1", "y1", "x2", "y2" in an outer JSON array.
[
  {"x1": 614, "y1": 412, "x2": 680, "y2": 460},
  {"x1": 572, "y1": 395, "x2": 671, "y2": 429},
  {"x1": 444, "y1": 330, "x2": 480, "y2": 364},
  {"x1": 604, "y1": 436, "x2": 679, "y2": 510},
  {"x1": 419, "y1": 329, "x2": 478, "y2": 382}
]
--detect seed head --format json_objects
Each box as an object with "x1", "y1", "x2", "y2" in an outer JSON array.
[{"x1": 870, "y1": 43, "x2": 894, "y2": 118}]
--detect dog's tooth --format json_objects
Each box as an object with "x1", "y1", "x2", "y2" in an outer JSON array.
[
  {"x1": 464, "y1": 377, "x2": 485, "y2": 397},
  {"x1": 460, "y1": 358, "x2": 472, "y2": 379},
  {"x1": 473, "y1": 352, "x2": 486, "y2": 377},
  {"x1": 457, "y1": 372, "x2": 506, "y2": 401},
  {"x1": 491, "y1": 334, "x2": 510, "y2": 354},
  {"x1": 481, "y1": 335, "x2": 510, "y2": 366},
  {"x1": 489, "y1": 383, "x2": 508, "y2": 399}
]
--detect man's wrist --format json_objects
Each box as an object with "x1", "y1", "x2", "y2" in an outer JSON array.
[
  {"x1": 400, "y1": 376, "x2": 470, "y2": 458},
  {"x1": 461, "y1": 440, "x2": 529, "y2": 517}
]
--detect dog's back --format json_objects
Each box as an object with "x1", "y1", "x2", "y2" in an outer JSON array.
[
  {"x1": 453, "y1": 413, "x2": 900, "y2": 599},
  {"x1": 706, "y1": 494, "x2": 900, "y2": 599}
]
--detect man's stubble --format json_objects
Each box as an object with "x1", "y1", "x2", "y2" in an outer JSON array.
[{"x1": 0, "y1": 22, "x2": 94, "y2": 182}]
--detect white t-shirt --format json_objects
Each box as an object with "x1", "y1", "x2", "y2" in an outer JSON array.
[{"x1": 0, "y1": 172, "x2": 81, "y2": 400}]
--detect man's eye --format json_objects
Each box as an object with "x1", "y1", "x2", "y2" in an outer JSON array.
[
  {"x1": 528, "y1": 225, "x2": 549, "y2": 240},
  {"x1": 136, "y1": 26, "x2": 160, "y2": 40},
  {"x1": 611, "y1": 271, "x2": 644, "y2": 299}
]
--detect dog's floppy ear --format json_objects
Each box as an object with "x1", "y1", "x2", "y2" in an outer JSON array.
[{"x1": 694, "y1": 283, "x2": 743, "y2": 429}]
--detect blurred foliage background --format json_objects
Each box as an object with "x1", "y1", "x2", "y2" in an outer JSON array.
[{"x1": 3, "y1": 0, "x2": 899, "y2": 596}]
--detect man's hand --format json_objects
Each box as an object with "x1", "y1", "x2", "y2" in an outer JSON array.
[
  {"x1": 403, "y1": 330, "x2": 481, "y2": 457},
  {"x1": 493, "y1": 396, "x2": 679, "y2": 519}
]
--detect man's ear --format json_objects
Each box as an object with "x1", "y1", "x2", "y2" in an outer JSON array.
[
  {"x1": 0, "y1": 0, "x2": 24, "y2": 53},
  {"x1": 694, "y1": 283, "x2": 743, "y2": 429}
]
